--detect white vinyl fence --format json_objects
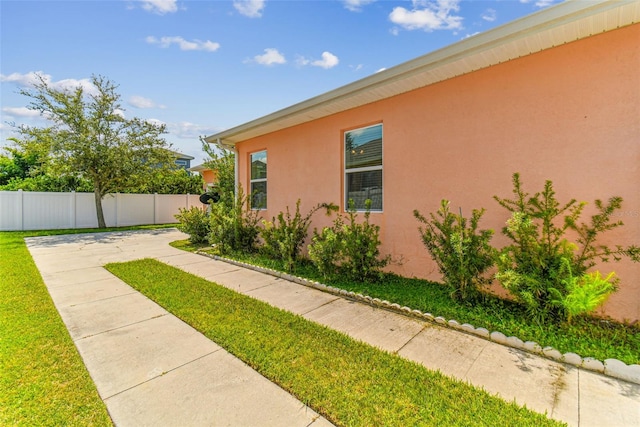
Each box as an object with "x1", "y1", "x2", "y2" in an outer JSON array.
[{"x1": 0, "y1": 190, "x2": 203, "y2": 231}]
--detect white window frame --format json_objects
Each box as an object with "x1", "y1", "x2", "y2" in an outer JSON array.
[
  {"x1": 250, "y1": 150, "x2": 267, "y2": 210},
  {"x1": 344, "y1": 123, "x2": 383, "y2": 212}
]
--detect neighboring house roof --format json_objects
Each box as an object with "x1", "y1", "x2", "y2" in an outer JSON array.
[
  {"x1": 169, "y1": 150, "x2": 195, "y2": 161},
  {"x1": 204, "y1": 0, "x2": 640, "y2": 148},
  {"x1": 188, "y1": 164, "x2": 210, "y2": 173}
]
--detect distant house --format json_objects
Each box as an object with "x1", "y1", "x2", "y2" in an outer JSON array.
[
  {"x1": 204, "y1": 1, "x2": 640, "y2": 322},
  {"x1": 188, "y1": 164, "x2": 217, "y2": 191},
  {"x1": 171, "y1": 151, "x2": 194, "y2": 170}
]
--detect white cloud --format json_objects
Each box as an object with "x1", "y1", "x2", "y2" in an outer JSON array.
[
  {"x1": 234, "y1": 0, "x2": 265, "y2": 18},
  {"x1": 481, "y1": 8, "x2": 496, "y2": 22},
  {"x1": 252, "y1": 48, "x2": 286, "y2": 66},
  {"x1": 343, "y1": 0, "x2": 375, "y2": 12},
  {"x1": 146, "y1": 36, "x2": 220, "y2": 52},
  {"x1": 519, "y1": 0, "x2": 559, "y2": 8},
  {"x1": 129, "y1": 95, "x2": 165, "y2": 109},
  {"x1": 146, "y1": 118, "x2": 166, "y2": 127},
  {"x1": 169, "y1": 121, "x2": 218, "y2": 139},
  {"x1": 1, "y1": 106, "x2": 42, "y2": 118},
  {"x1": 140, "y1": 0, "x2": 178, "y2": 15},
  {"x1": 297, "y1": 52, "x2": 339, "y2": 69},
  {"x1": 312, "y1": 52, "x2": 339, "y2": 69},
  {"x1": 0, "y1": 71, "x2": 98, "y2": 96},
  {"x1": 389, "y1": 0, "x2": 463, "y2": 32}
]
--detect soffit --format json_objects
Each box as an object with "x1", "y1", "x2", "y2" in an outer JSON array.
[{"x1": 205, "y1": 0, "x2": 640, "y2": 147}]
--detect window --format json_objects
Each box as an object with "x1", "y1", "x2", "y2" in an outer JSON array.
[
  {"x1": 250, "y1": 150, "x2": 267, "y2": 209},
  {"x1": 345, "y1": 124, "x2": 382, "y2": 211}
]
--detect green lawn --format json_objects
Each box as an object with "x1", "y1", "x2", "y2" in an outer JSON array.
[
  {"x1": 1, "y1": 232, "x2": 109, "y2": 426},
  {"x1": 173, "y1": 241, "x2": 640, "y2": 366},
  {"x1": 0, "y1": 225, "x2": 174, "y2": 426},
  {"x1": 107, "y1": 258, "x2": 565, "y2": 427}
]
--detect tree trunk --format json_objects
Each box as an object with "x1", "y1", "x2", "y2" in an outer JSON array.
[{"x1": 94, "y1": 188, "x2": 106, "y2": 228}]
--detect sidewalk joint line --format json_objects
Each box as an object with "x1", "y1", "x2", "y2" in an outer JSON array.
[
  {"x1": 74, "y1": 313, "x2": 169, "y2": 342},
  {"x1": 300, "y1": 296, "x2": 342, "y2": 316},
  {"x1": 103, "y1": 349, "x2": 223, "y2": 401},
  {"x1": 65, "y1": 290, "x2": 138, "y2": 308},
  {"x1": 394, "y1": 325, "x2": 427, "y2": 355}
]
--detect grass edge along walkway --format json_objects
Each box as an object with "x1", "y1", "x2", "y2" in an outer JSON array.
[
  {"x1": 106, "y1": 258, "x2": 565, "y2": 427},
  {"x1": 175, "y1": 242, "x2": 639, "y2": 366},
  {"x1": 0, "y1": 231, "x2": 113, "y2": 427}
]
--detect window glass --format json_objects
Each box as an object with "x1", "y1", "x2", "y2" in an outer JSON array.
[
  {"x1": 250, "y1": 151, "x2": 267, "y2": 209},
  {"x1": 344, "y1": 124, "x2": 382, "y2": 211},
  {"x1": 345, "y1": 125, "x2": 382, "y2": 170},
  {"x1": 346, "y1": 170, "x2": 382, "y2": 211},
  {"x1": 251, "y1": 151, "x2": 267, "y2": 180}
]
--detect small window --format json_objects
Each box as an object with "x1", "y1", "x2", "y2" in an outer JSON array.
[
  {"x1": 345, "y1": 124, "x2": 382, "y2": 211},
  {"x1": 250, "y1": 150, "x2": 267, "y2": 209}
]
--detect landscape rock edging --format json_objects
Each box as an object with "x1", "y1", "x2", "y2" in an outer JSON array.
[{"x1": 197, "y1": 251, "x2": 640, "y2": 385}]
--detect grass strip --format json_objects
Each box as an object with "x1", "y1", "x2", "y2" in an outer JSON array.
[
  {"x1": 0, "y1": 225, "x2": 173, "y2": 426},
  {"x1": 0, "y1": 232, "x2": 113, "y2": 426},
  {"x1": 172, "y1": 241, "x2": 639, "y2": 365},
  {"x1": 106, "y1": 258, "x2": 564, "y2": 427}
]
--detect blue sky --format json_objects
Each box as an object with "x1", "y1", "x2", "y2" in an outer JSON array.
[{"x1": 1, "y1": 0, "x2": 562, "y2": 166}]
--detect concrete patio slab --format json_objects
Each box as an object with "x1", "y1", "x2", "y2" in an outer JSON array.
[
  {"x1": 246, "y1": 279, "x2": 341, "y2": 315},
  {"x1": 204, "y1": 267, "x2": 283, "y2": 293},
  {"x1": 41, "y1": 266, "x2": 117, "y2": 288},
  {"x1": 170, "y1": 258, "x2": 243, "y2": 281},
  {"x1": 397, "y1": 323, "x2": 489, "y2": 379},
  {"x1": 303, "y1": 298, "x2": 425, "y2": 353},
  {"x1": 155, "y1": 251, "x2": 219, "y2": 267},
  {"x1": 58, "y1": 292, "x2": 167, "y2": 340},
  {"x1": 463, "y1": 342, "x2": 563, "y2": 415},
  {"x1": 578, "y1": 369, "x2": 640, "y2": 427},
  {"x1": 75, "y1": 314, "x2": 222, "y2": 399},
  {"x1": 105, "y1": 351, "x2": 328, "y2": 427},
  {"x1": 46, "y1": 276, "x2": 135, "y2": 307},
  {"x1": 552, "y1": 367, "x2": 580, "y2": 426}
]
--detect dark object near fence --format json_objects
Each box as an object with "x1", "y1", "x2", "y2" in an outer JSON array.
[{"x1": 199, "y1": 192, "x2": 220, "y2": 204}]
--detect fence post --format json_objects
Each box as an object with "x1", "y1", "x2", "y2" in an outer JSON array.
[
  {"x1": 18, "y1": 189, "x2": 24, "y2": 231},
  {"x1": 115, "y1": 193, "x2": 120, "y2": 227},
  {"x1": 154, "y1": 193, "x2": 158, "y2": 224},
  {"x1": 71, "y1": 191, "x2": 77, "y2": 229}
]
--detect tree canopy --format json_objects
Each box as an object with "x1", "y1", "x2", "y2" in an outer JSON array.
[{"x1": 10, "y1": 74, "x2": 178, "y2": 228}]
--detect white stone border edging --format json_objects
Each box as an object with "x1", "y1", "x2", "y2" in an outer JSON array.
[{"x1": 197, "y1": 251, "x2": 640, "y2": 385}]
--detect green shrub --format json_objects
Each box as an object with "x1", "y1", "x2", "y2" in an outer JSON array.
[
  {"x1": 309, "y1": 219, "x2": 344, "y2": 279},
  {"x1": 414, "y1": 200, "x2": 495, "y2": 302},
  {"x1": 308, "y1": 200, "x2": 390, "y2": 281},
  {"x1": 174, "y1": 206, "x2": 210, "y2": 244},
  {"x1": 550, "y1": 259, "x2": 619, "y2": 323},
  {"x1": 208, "y1": 185, "x2": 261, "y2": 254},
  {"x1": 494, "y1": 173, "x2": 639, "y2": 322},
  {"x1": 260, "y1": 200, "x2": 338, "y2": 272}
]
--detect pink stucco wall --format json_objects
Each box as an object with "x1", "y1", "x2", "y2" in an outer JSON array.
[{"x1": 236, "y1": 24, "x2": 640, "y2": 322}]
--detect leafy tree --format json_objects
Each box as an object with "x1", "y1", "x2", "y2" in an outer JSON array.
[
  {"x1": 201, "y1": 138, "x2": 235, "y2": 206},
  {"x1": 12, "y1": 73, "x2": 175, "y2": 227},
  {"x1": 130, "y1": 169, "x2": 203, "y2": 194}
]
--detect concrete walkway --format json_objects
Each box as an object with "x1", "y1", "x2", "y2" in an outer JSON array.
[{"x1": 26, "y1": 229, "x2": 639, "y2": 427}]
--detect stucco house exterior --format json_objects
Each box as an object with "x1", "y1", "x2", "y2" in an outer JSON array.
[
  {"x1": 204, "y1": 0, "x2": 640, "y2": 322},
  {"x1": 189, "y1": 164, "x2": 218, "y2": 191}
]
